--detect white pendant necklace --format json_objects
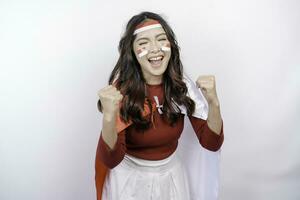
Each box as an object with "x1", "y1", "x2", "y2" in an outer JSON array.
[{"x1": 153, "y1": 96, "x2": 163, "y2": 114}]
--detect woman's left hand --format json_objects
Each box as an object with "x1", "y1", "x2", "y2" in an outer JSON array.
[{"x1": 196, "y1": 75, "x2": 219, "y2": 105}]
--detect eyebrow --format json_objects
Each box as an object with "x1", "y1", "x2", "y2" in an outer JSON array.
[
  {"x1": 156, "y1": 33, "x2": 167, "y2": 38},
  {"x1": 136, "y1": 33, "x2": 167, "y2": 42}
]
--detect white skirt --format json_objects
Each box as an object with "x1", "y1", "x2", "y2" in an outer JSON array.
[{"x1": 102, "y1": 151, "x2": 190, "y2": 200}]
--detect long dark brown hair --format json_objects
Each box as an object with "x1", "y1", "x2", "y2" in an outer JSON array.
[{"x1": 105, "y1": 11, "x2": 195, "y2": 130}]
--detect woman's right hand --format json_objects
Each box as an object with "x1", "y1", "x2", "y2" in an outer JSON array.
[{"x1": 97, "y1": 85, "x2": 123, "y2": 119}]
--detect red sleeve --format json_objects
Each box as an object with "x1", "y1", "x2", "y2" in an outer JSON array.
[
  {"x1": 96, "y1": 130, "x2": 127, "y2": 169},
  {"x1": 188, "y1": 116, "x2": 224, "y2": 151}
]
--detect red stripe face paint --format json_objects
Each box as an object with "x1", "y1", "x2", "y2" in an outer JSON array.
[
  {"x1": 134, "y1": 19, "x2": 162, "y2": 35},
  {"x1": 137, "y1": 48, "x2": 148, "y2": 58},
  {"x1": 160, "y1": 43, "x2": 171, "y2": 52}
]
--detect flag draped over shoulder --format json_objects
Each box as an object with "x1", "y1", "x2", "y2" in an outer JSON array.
[{"x1": 177, "y1": 74, "x2": 221, "y2": 200}]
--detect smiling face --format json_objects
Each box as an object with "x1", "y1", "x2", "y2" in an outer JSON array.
[{"x1": 133, "y1": 26, "x2": 171, "y2": 85}]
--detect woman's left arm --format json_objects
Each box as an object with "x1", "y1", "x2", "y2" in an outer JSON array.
[{"x1": 196, "y1": 75, "x2": 223, "y2": 135}]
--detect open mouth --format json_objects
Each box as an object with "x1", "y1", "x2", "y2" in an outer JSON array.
[{"x1": 148, "y1": 56, "x2": 164, "y2": 67}]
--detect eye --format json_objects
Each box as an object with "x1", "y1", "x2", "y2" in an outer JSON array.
[
  {"x1": 158, "y1": 38, "x2": 167, "y2": 41},
  {"x1": 139, "y1": 41, "x2": 147, "y2": 45}
]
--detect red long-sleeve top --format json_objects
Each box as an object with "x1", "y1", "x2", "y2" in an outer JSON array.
[{"x1": 97, "y1": 83, "x2": 224, "y2": 169}]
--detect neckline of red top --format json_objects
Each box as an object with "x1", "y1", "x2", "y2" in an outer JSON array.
[{"x1": 145, "y1": 82, "x2": 163, "y2": 88}]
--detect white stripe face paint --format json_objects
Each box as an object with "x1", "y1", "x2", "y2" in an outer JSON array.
[
  {"x1": 133, "y1": 24, "x2": 162, "y2": 35},
  {"x1": 161, "y1": 46, "x2": 171, "y2": 52},
  {"x1": 137, "y1": 49, "x2": 149, "y2": 58},
  {"x1": 137, "y1": 44, "x2": 170, "y2": 58}
]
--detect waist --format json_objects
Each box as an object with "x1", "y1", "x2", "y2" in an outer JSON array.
[
  {"x1": 126, "y1": 141, "x2": 178, "y2": 160},
  {"x1": 121, "y1": 150, "x2": 179, "y2": 173}
]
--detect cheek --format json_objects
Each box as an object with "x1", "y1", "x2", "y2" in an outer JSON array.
[
  {"x1": 161, "y1": 42, "x2": 171, "y2": 52},
  {"x1": 164, "y1": 52, "x2": 171, "y2": 64},
  {"x1": 136, "y1": 47, "x2": 149, "y2": 58}
]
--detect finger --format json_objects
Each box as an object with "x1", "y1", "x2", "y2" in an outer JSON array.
[
  {"x1": 108, "y1": 89, "x2": 122, "y2": 97},
  {"x1": 98, "y1": 85, "x2": 113, "y2": 96},
  {"x1": 101, "y1": 85, "x2": 113, "y2": 92},
  {"x1": 198, "y1": 77, "x2": 215, "y2": 86},
  {"x1": 116, "y1": 93, "x2": 123, "y2": 101},
  {"x1": 101, "y1": 87, "x2": 118, "y2": 97},
  {"x1": 198, "y1": 75, "x2": 214, "y2": 79},
  {"x1": 109, "y1": 93, "x2": 123, "y2": 102},
  {"x1": 199, "y1": 85, "x2": 208, "y2": 92},
  {"x1": 105, "y1": 92, "x2": 123, "y2": 102},
  {"x1": 200, "y1": 84, "x2": 215, "y2": 92},
  {"x1": 197, "y1": 80, "x2": 209, "y2": 88}
]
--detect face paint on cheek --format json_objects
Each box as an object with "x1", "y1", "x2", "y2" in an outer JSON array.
[
  {"x1": 137, "y1": 48, "x2": 149, "y2": 58},
  {"x1": 160, "y1": 43, "x2": 171, "y2": 52}
]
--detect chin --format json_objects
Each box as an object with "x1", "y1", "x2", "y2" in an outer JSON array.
[{"x1": 150, "y1": 67, "x2": 167, "y2": 75}]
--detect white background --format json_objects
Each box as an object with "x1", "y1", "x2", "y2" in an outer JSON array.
[{"x1": 0, "y1": 0, "x2": 299, "y2": 199}]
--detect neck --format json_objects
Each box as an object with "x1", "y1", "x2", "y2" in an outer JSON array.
[{"x1": 144, "y1": 75, "x2": 162, "y2": 85}]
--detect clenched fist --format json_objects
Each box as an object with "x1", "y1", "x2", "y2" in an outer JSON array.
[
  {"x1": 196, "y1": 75, "x2": 219, "y2": 105},
  {"x1": 97, "y1": 85, "x2": 123, "y2": 118}
]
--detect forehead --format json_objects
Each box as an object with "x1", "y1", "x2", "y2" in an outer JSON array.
[{"x1": 134, "y1": 27, "x2": 167, "y2": 40}]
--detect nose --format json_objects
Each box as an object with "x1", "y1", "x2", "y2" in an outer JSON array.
[
  {"x1": 150, "y1": 48, "x2": 159, "y2": 53},
  {"x1": 149, "y1": 41, "x2": 160, "y2": 53}
]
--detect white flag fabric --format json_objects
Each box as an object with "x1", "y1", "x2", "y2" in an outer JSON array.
[{"x1": 177, "y1": 73, "x2": 221, "y2": 200}]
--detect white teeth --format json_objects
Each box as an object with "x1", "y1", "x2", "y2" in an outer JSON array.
[{"x1": 149, "y1": 56, "x2": 163, "y2": 61}]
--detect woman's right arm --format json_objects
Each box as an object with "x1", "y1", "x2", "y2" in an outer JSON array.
[
  {"x1": 96, "y1": 85, "x2": 126, "y2": 168},
  {"x1": 97, "y1": 85, "x2": 123, "y2": 148},
  {"x1": 101, "y1": 110, "x2": 119, "y2": 149},
  {"x1": 96, "y1": 129, "x2": 126, "y2": 169}
]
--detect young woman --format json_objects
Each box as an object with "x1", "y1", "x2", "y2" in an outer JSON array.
[{"x1": 95, "y1": 11, "x2": 224, "y2": 200}]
